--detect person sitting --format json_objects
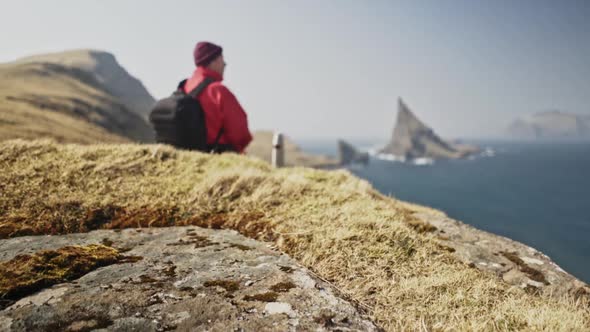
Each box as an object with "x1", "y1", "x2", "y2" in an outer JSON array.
[{"x1": 182, "y1": 41, "x2": 252, "y2": 153}]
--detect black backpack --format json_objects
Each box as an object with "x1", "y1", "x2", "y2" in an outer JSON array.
[{"x1": 149, "y1": 78, "x2": 223, "y2": 152}]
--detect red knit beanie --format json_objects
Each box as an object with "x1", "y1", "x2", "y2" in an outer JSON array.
[{"x1": 193, "y1": 41, "x2": 223, "y2": 67}]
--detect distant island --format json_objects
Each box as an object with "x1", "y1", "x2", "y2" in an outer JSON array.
[
  {"x1": 507, "y1": 111, "x2": 590, "y2": 140},
  {"x1": 380, "y1": 98, "x2": 479, "y2": 159}
]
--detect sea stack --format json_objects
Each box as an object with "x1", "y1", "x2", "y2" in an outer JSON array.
[
  {"x1": 337, "y1": 140, "x2": 369, "y2": 165},
  {"x1": 380, "y1": 98, "x2": 478, "y2": 159}
]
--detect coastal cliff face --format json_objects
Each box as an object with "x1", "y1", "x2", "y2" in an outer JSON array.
[
  {"x1": 508, "y1": 111, "x2": 590, "y2": 140},
  {"x1": 380, "y1": 99, "x2": 479, "y2": 159},
  {"x1": 399, "y1": 202, "x2": 589, "y2": 299},
  {"x1": 0, "y1": 50, "x2": 155, "y2": 143},
  {"x1": 0, "y1": 140, "x2": 588, "y2": 331}
]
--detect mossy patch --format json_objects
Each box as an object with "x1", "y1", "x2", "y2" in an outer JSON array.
[
  {"x1": 406, "y1": 218, "x2": 437, "y2": 233},
  {"x1": 136, "y1": 275, "x2": 158, "y2": 284},
  {"x1": 279, "y1": 266, "x2": 294, "y2": 273},
  {"x1": 167, "y1": 234, "x2": 217, "y2": 248},
  {"x1": 228, "y1": 243, "x2": 253, "y2": 251},
  {"x1": 101, "y1": 238, "x2": 114, "y2": 247},
  {"x1": 501, "y1": 251, "x2": 549, "y2": 285},
  {"x1": 438, "y1": 244, "x2": 456, "y2": 253},
  {"x1": 203, "y1": 280, "x2": 239, "y2": 292},
  {"x1": 162, "y1": 265, "x2": 177, "y2": 278},
  {"x1": 270, "y1": 281, "x2": 296, "y2": 293},
  {"x1": 314, "y1": 310, "x2": 337, "y2": 328},
  {"x1": 0, "y1": 244, "x2": 127, "y2": 309},
  {"x1": 243, "y1": 291, "x2": 279, "y2": 302}
]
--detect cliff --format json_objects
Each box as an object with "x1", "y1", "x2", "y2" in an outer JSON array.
[
  {"x1": 380, "y1": 99, "x2": 479, "y2": 159},
  {"x1": 12, "y1": 49, "x2": 156, "y2": 120},
  {"x1": 0, "y1": 50, "x2": 154, "y2": 143},
  {"x1": 0, "y1": 140, "x2": 588, "y2": 331},
  {"x1": 507, "y1": 111, "x2": 590, "y2": 140}
]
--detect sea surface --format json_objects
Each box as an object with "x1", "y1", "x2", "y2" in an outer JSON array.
[{"x1": 298, "y1": 139, "x2": 590, "y2": 283}]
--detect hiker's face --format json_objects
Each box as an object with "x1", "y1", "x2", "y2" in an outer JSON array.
[{"x1": 209, "y1": 55, "x2": 226, "y2": 76}]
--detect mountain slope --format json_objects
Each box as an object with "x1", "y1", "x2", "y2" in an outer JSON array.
[
  {"x1": 13, "y1": 49, "x2": 155, "y2": 120},
  {"x1": 0, "y1": 50, "x2": 154, "y2": 143},
  {"x1": 380, "y1": 99, "x2": 478, "y2": 159}
]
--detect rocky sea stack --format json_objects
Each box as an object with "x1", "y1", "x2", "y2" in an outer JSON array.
[
  {"x1": 380, "y1": 98, "x2": 479, "y2": 159},
  {"x1": 337, "y1": 140, "x2": 369, "y2": 165}
]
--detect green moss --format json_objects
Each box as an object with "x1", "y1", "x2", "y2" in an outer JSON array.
[{"x1": 0, "y1": 245, "x2": 124, "y2": 309}]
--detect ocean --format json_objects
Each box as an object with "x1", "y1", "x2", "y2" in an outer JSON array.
[{"x1": 298, "y1": 139, "x2": 590, "y2": 283}]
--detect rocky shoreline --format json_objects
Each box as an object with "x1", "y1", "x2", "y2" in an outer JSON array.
[{"x1": 399, "y1": 201, "x2": 590, "y2": 299}]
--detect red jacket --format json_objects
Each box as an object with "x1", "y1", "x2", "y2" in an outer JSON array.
[{"x1": 183, "y1": 67, "x2": 252, "y2": 153}]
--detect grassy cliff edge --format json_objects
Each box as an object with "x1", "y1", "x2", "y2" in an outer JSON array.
[{"x1": 0, "y1": 139, "x2": 588, "y2": 330}]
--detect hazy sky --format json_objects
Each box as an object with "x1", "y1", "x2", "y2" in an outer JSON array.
[{"x1": 1, "y1": 0, "x2": 589, "y2": 139}]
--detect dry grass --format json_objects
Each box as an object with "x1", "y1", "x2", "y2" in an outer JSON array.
[
  {"x1": 0, "y1": 61, "x2": 152, "y2": 144},
  {"x1": 0, "y1": 139, "x2": 589, "y2": 330},
  {"x1": 0, "y1": 245, "x2": 125, "y2": 309}
]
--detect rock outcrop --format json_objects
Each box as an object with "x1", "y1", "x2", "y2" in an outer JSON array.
[
  {"x1": 380, "y1": 99, "x2": 479, "y2": 159},
  {"x1": 337, "y1": 140, "x2": 369, "y2": 165},
  {"x1": 0, "y1": 227, "x2": 377, "y2": 332},
  {"x1": 0, "y1": 50, "x2": 154, "y2": 143},
  {"x1": 399, "y1": 201, "x2": 590, "y2": 298},
  {"x1": 507, "y1": 111, "x2": 590, "y2": 140}
]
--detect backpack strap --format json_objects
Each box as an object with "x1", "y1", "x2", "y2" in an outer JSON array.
[
  {"x1": 213, "y1": 127, "x2": 224, "y2": 146},
  {"x1": 209, "y1": 127, "x2": 226, "y2": 153},
  {"x1": 188, "y1": 77, "x2": 214, "y2": 98}
]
